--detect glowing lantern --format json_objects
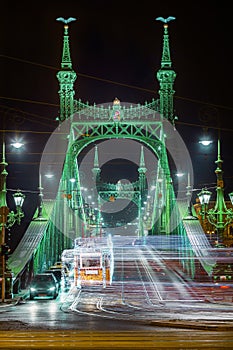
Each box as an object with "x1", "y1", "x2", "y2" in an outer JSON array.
[{"x1": 109, "y1": 195, "x2": 115, "y2": 202}]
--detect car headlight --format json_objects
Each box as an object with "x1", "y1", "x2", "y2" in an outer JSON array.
[
  {"x1": 49, "y1": 286, "x2": 55, "y2": 291},
  {"x1": 30, "y1": 287, "x2": 36, "y2": 292}
]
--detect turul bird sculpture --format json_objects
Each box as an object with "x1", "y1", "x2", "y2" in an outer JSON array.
[
  {"x1": 56, "y1": 17, "x2": 77, "y2": 24},
  {"x1": 156, "y1": 16, "x2": 176, "y2": 23}
]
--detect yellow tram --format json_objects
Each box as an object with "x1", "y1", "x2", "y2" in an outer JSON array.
[
  {"x1": 61, "y1": 236, "x2": 114, "y2": 288},
  {"x1": 74, "y1": 249, "x2": 112, "y2": 287}
]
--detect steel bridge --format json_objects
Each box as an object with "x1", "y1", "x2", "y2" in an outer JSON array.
[{"x1": 8, "y1": 18, "x2": 215, "y2": 291}]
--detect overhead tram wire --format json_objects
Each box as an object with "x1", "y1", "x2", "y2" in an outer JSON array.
[
  {"x1": 2, "y1": 56, "x2": 233, "y2": 197},
  {"x1": 1, "y1": 54, "x2": 233, "y2": 113},
  {"x1": 0, "y1": 103, "x2": 58, "y2": 129},
  {"x1": 1, "y1": 105, "x2": 233, "y2": 136},
  {"x1": 1, "y1": 106, "x2": 233, "y2": 136},
  {"x1": 0, "y1": 96, "x2": 58, "y2": 108},
  {"x1": 1, "y1": 56, "x2": 233, "y2": 143}
]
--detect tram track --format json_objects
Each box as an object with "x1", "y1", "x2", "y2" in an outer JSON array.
[
  {"x1": 60, "y1": 244, "x2": 206, "y2": 321},
  {"x1": 67, "y1": 286, "x2": 138, "y2": 320},
  {"x1": 119, "y1": 253, "x2": 165, "y2": 309}
]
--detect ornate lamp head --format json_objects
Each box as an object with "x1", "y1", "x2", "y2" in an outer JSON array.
[
  {"x1": 13, "y1": 190, "x2": 25, "y2": 208},
  {"x1": 197, "y1": 188, "x2": 212, "y2": 206}
]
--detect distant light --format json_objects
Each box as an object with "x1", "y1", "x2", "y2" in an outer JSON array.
[
  {"x1": 220, "y1": 285, "x2": 230, "y2": 289},
  {"x1": 199, "y1": 140, "x2": 213, "y2": 146},
  {"x1": 45, "y1": 174, "x2": 54, "y2": 179},
  {"x1": 12, "y1": 142, "x2": 24, "y2": 149},
  {"x1": 176, "y1": 173, "x2": 184, "y2": 177}
]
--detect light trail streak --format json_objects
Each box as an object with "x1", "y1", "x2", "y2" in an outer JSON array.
[
  {"x1": 60, "y1": 237, "x2": 227, "y2": 321},
  {"x1": 142, "y1": 247, "x2": 202, "y2": 301}
]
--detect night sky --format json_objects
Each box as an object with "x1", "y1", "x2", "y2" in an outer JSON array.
[{"x1": 1, "y1": 1, "x2": 233, "y2": 248}]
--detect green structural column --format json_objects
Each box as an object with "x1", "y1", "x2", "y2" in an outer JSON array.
[
  {"x1": 156, "y1": 18, "x2": 176, "y2": 124},
  {"x1": 138, "y1": 146, "x2": 147, "y2": 236},
  {"x1": 56, "y1": 18, "x2": 77, "y2": 122}
]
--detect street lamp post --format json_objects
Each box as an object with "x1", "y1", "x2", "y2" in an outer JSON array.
[
  {"x1": 183, "y1": 173, "x2": 198, "y2": 220},
  {"x1": 197, "y1": 139, "x2": 233, "y2": 243},
  {"x1": 197, "y1": 187, "x2": 212, "y2": 220},
  {"x1": 0, "y1": 143, "x2": 25, "y2": 301}
]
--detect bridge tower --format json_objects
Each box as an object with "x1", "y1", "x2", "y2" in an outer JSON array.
[
  {"x1": 56, "y1": 18, "x2": 77, "y2": 122},
  {"x1": 156, "y1": 18, "x2": 177, "y2": 123}
]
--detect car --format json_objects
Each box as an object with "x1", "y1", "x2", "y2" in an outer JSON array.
[
  {"x1": 44, "y1": 269, "x2": 62, "y2": 288},
  {"x1": 29, "y1": 273, "x2": 59, "y2": 300},
  {"x1": 48, "y1": 265, "x2": 70, "y2": 287},
  {"x1": 53, "y1": 261, "x2": 63, "y2": 268},
  {"x1": 49, "y1": 265, "x2": 69, "y2": 278}
]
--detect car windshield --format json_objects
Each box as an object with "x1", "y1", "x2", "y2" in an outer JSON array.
[
  {"x1": 45, "y1": 270, "x2": 61, "y2": 281},
  {"x1": 33, "y1": 274, "x2": 54, "y2": 282}
]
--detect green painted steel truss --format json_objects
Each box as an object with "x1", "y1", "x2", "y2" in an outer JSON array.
[{"x1": 58, "y1": 100, "x2": 177, "y2": 238}]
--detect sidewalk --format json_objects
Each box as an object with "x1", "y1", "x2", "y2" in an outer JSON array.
[{"x1": 0, "y1": 289, "x2": 28, "y2": 307}]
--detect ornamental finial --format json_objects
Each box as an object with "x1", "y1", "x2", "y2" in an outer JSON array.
[
  {"x1": 56, "y1": 17, "x2": 77, "y2": 25},
  {"x1": 155, "y1": 16, "x2": 176, "y2": 24}
]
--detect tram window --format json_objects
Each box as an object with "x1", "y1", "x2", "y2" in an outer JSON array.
[
  {"x1": 91, "y1": 259, "x2": 100, "y2": 267},
  {"x1": 82, "y1": 259, "x2": 90, "y2": 267},
  {"x1": 104, "y1": 259, "x2": 110, "y2": 267},
  {"x1": 89, "y1": 259, "x2": 100, "y2": 267},
  {"x1": 82, "y1": 258, "x2": 100, "y2": 267}
]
